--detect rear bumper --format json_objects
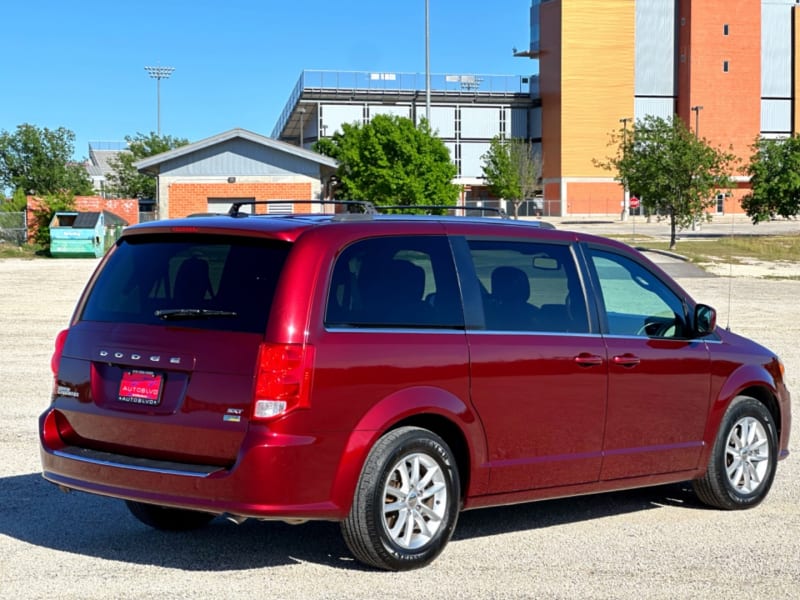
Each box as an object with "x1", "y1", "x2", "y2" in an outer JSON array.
[{"x1": 39, "y1": 408, "x2": 352, "y2": 521}]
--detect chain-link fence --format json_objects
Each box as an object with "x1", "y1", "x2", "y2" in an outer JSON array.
[{"x1": 0, "y1": 212, "x2": 27, "y2": 245}]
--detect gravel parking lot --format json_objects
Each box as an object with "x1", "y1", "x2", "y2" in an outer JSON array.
[{"x1": 1, "y1": 255, "x2": 797, "y2": 599}]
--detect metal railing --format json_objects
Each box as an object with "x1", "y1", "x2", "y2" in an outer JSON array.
[{"x1": 272, "y1": 70, "x2": 532, "y2": 138}]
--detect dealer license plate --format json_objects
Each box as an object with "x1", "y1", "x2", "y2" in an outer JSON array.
[{"x1": 118, "y1": 370, "x2": 163, "y2": 406}]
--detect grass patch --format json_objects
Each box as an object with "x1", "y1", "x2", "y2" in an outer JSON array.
[
  {"x1": 0, "y1": 243, "x2": 43, "y2": 259},
  {"x1": 763, "y1": 274, "x2": 800, "y2": 281},
  {"x1": 616, "y1": 234, "x2": 800, "y2": 264}
]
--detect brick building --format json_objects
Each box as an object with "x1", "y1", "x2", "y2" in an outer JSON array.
[
  {"x1": 134, "y1": 128, "x2": 338, "y2": 218},
  {"x1": 519, "y1": 0, "x2": 798, "y2": 216}
]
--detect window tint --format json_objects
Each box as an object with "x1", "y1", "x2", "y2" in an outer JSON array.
[
  {"x1": 467, "y1": 240, "x2": 589, "y2": 333},
  {"x1": 81, "y1": 234, "x2": 290, "y2": 333},
  {"x1": 589, "y1": 248, "x2": 687, "y2": 338},
  {"x1": 325, "y1": 236, "x2": 463, "y2": 329}
]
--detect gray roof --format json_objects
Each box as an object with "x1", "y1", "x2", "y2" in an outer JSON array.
[
  {"x1": 84, "y1": 145, "x2": 127, "y2": 182},
  {"x1": 135, "y1": 128, "x2": 338, "y2": 174}
]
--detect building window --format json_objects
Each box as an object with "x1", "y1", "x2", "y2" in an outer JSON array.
[
  {"x1": 723, "y1": 24, "x2": 729, "y2": 35},
  {"x1": 716, "y1": 193, "x2": 725, "y2": 214},
  {"x1": 723, "y1": 61, "x2": 729, "y2": 72}
]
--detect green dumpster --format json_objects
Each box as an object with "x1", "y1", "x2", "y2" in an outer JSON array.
[{"x1": 50, "y1": 211, "x2": 128, "y2": 258}]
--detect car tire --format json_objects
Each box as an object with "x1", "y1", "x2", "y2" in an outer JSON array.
[
  {"x1": 341, "y1": 426, "x2": 460, "y2": 571},
  {"x1": 693, "y1": 396, "x2": 778, "y2": 510},
  {"x1": 125, "y1": 500, "x2": 216, "y2": 531}
]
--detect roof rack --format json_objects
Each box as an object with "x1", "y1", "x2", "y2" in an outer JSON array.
[
  {"x1": 377, "y1": 205, "x2": 510, "y2": 219},
  {"x1": 228, "y1": 200, "x2": 377, "y2": 217}
]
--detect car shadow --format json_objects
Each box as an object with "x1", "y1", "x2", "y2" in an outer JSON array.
[
  {"x1": 453, "y1": 482, "x2": 704, "y2": 541},
  {"x1": 1, "y1": 472, "x2": 705, "y2": 571}
]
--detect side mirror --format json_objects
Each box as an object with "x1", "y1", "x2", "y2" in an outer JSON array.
[{"x1": 694, "y1": 304, "x2": 717, "y2": 336}]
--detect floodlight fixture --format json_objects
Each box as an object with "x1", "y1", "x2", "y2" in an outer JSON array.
[{"x1": 144, "y1": 66, "x2": 175, "y2": 135}]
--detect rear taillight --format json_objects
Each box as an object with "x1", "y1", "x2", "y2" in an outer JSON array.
[
  {"x1": 51, "y1": 329, "x2": 69, "y2": 377},
  {"x1": 253, "y1": 343, "x2": 315, "y2": 421}
]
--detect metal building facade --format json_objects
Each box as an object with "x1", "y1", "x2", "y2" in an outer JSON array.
[
  {"x1": 762, "y1": 0, "x2": 794, "y2": 135},
  {"x1": 272, "y1": 70, "x2": 538, "y2": 193},
  {"x1": 634, "y1": 0, "x2": 676, "y2": 121}
]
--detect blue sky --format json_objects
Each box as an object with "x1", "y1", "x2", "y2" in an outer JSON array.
[{"x1": 1, "y1": 0, "x2": 536, "y2": 160}]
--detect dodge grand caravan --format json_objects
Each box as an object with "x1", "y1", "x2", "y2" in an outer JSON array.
[{"x1": 40, "y1": 202, "x2": 791, "y2": 570}]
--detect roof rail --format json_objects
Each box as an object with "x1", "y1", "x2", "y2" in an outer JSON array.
[
  {"x1": 228, "y1": 200, "x2": 377, "y2": 217},
  {"x1": 377, "y1": 205, "x2": 510, "y2": 219}
]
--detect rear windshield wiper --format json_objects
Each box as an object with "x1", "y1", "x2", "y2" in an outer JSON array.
[{"x1": 154, "y1": 308, "x2": 238, "y2": 320}]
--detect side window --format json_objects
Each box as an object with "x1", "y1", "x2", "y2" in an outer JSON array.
[
  {"x1": 325, "y1": 236, "x2": 464, "y2": 329},
  {"x1": 588, "y1": 248, "x2": 687, "y2": 338},
  {"x1": 467, "y1": 240, "x2": 589, "y2": 333}
]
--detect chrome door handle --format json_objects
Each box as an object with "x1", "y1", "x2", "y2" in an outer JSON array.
[
  {"x1": 574, "y1": 353, "x2": 604, "y2": 367},
  {"x1": 612, "y1": 354, "x2": 641, "y2": 367}
]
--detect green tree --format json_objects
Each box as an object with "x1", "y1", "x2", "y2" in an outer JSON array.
[
  {"x1": 106, "y1": 132, "x2": 189, "y2": 199},
  {"x1": 596, "y1": 115, "x2": 736, "y2": 249},
  {"x1": 0, "y1": 123, "x2": 92, "y2": 196},
  {"x1": 741, "y1": 135, "x2": 800, "y2": 223},
  {"x1": 1, "y1": 188, "x2": 28, "y2": 212},
  {"x1": 31, "y1": 192, "x2": 76, "y2": 251},
  {"x1": 481, "y1": 136, "x2": 541, "y2": 218},
  {"x1": 314, "y1": 115, "x2": 459, "y2": 210}
]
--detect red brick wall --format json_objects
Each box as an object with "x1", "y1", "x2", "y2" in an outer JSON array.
[
  {"x1": 25, "y1": 195, "x2": 139, "y2": 242},
  {"x1": 75, "y1": 197, "x2": 139, "y2": 225},
  {"x1": 167, "y1": 182, "x2": 313, "y2": 218}
]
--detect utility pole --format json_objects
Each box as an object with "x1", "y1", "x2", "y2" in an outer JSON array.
[
  {"x1": 690, "y1": 106, "x2": 704, "y2": 231},
  {"x1": 691, "y1": 105, "x2": 703, "y2": 138},
  {"x1": 144, "y1": 66, "x2": 175, "y2": 136},
  {"x1": 425, "y1": 0, "x2": 431, "y2": 124},
  {"x1": 619, "y1": 117, "x2": 633, "y2": 222}
]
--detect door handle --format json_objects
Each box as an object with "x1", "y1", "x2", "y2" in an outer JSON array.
[
  {"x1": 612, "y1": 353, "x2": 641, "y2": 367},
  {"x1": 574, "y1": 353, "x2": 604, "y2": 367}
]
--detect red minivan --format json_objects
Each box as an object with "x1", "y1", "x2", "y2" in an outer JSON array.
[{"x1": 40, "y1": 205, "x2": 791, "y2": 570}]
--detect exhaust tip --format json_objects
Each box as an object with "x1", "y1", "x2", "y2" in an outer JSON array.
[{"x1": 225, "y1": 514, "x2": 248, "y2": 525}]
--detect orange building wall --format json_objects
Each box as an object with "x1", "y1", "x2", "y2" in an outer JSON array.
[
  {"x1": 539, "y1": 0, "x2": 634, "y2": 215},
  {"x1": 167, "y1": 182, "x2": 312, "y2": 218},
  {"x1": 678, "y1": 1, "x2": 760, "y2": 174},
  {"x1": 539, "y1": 0, "x2": 562, "y2": 186},
  {"x1": 566, "y1": 182, "x2": 625, "y2": 215},
  {"x1": 560, "y1": 0, "x2": 635, "y2": 178}
]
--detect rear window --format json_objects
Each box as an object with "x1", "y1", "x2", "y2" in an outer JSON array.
[{"x1": 80, "y1": 234, "x2": 290, "y2": 333}]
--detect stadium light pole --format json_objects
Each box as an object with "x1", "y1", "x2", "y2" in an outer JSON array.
[
  {"x1": 425, "y1": 0, "x2": 431, "y2": 124},
  {"x1": 145, "y1": 66, "x2": 175, "y2": 136}
]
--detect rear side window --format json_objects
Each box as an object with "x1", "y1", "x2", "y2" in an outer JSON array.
[
  {"x1": 81, "y1": 234, "x2": 290, "y2": 333},
  {"x1": 467, "y1": 240, "x2": 589, "y2": 333},
  {"x1": 325, "y1": 235, "x2": 464, "y2": 329}
]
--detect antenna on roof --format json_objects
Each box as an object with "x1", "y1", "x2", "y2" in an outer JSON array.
[{"x1": 725, "y1": 211, "x2": 735, "y2": 331}]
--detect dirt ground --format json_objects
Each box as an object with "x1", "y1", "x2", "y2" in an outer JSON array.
[{"x1": 0, "y1": 256, "x2": 798, "y2": 599}]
